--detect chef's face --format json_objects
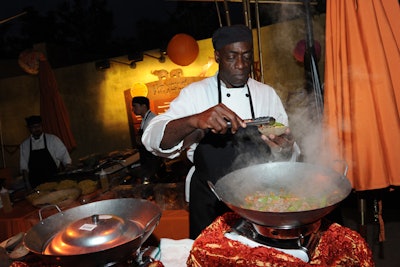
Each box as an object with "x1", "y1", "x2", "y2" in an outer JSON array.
[
  {"x1": 29, "y1": 123, "x2": 43, "y2": 139},
  {"x1": 132, "y1": 103, "x2": 145, "y2": 116},
  {"x1": 215, "y1": 41, "x2": 253, "y2": 88}
]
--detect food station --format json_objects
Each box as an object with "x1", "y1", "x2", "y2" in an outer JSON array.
[
  {"x1": 1, "y1": 0, "x2": 398, "y2": 266},
  {"x1": 185, "y1": 162, "x2": 374, "y2": 266},
  {"x1": 0, "y1": 155, "x2": 375, "y2": 266},
  {"x1": 0, "y1": 149, "x2": 190, "y2": 266}
]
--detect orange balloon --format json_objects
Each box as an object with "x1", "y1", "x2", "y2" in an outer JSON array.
[{"x1": 167, "y1": 33, "x2": 199, "y2": 66}]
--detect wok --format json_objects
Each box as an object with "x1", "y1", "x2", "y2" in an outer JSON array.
[
  {"x1": 24, "y1": 198, "x2": 161, "y2": 266},
  {"x1": 208, "y1": 162, "x2": 352, "y2": 229}
]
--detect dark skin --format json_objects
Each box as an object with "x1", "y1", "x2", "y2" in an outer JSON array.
[
  {"x1": 24, "y1": 122, "x2": 72, "y2": 178},
  {"x1": 28, "y1": 123, "x2": 44, "y2": 139},
  {"x1": 132, "y1": 102, "x2": 149, "y2": 117},
  {"x1": 160, "y1": 41, "x2": 294, "y2": 154},
  {"x1": 132, "y1": 102, "x2": 150, "y2": 145}
]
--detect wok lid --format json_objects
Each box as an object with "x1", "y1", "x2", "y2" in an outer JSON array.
[{"x1": 44, "y1": 214, "x2": 142, "y2": 255}]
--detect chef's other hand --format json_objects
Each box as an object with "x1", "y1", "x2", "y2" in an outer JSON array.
[
  {"x1": 261, "y1": 128, "x2": 294, "y2": 159},
  {"x1": 64, "y1": 163, "x2": 74, "y2": 172},
  {"x1": 195, "y1": 103, "x2": 246, "y2": 134}
]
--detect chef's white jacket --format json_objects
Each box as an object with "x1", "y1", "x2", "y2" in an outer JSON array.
[
  {"x1": 20, "y1": 133, "x2": 72, "y2": 173},
  {"x1": 142, "y1": 74, "x2": 300, "y2": 201}
]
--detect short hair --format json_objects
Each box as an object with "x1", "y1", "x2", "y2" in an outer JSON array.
[
  {"x1": 25, "y1": 115, "x2": 42, "y2": 127},
  {"x1": 212, "y1": 24, "x2": 253, "y2": 51},
  {"x1": 132, "y1": 96, "x2": 150, "y2": 109}
]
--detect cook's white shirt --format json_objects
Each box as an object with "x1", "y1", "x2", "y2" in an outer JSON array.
[
  {"x1": 142, "y1": 74, "x2": 300, "y2": 201},
  {"x1": 140, "y1": 110, "x2": 156, "y2": 131},
  {"x1": 20, "y1": 133, "x2": 72, "y2": 172}
]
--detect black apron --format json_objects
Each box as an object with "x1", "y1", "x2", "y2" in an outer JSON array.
[
  {"x1": 137, "y1": 139, "x2": 163, "y2": 179},
  {"x1": 28, "y1": 134, "x2": 58, "y2": 189},
  {"x1": 189, "y1": 79, "x2": 272, "y2": 239},
  {"x1": 137, "y1": 117, "x2": 163, "y2": 180}
]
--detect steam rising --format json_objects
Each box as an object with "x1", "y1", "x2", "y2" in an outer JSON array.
[{"x1": 212, "y1": 2, "x2": 335, "y2": 181}]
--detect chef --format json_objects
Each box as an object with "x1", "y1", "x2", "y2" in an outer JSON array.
[
  {"x1": 131, "y1": 96, "x2": 163, "y2": 182},
  {"x1": 142, "y1": 24, "x2": 299, "y2": 239},
  {"x1": 20, "y1": 115, "x2": 72, "y2": 190}
]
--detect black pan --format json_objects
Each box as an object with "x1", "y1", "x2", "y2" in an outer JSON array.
[{"x1": 208, "y1": 162, "x2": 352, "y2": 228}]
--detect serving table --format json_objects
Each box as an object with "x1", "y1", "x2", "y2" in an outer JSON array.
[
  {"x1": 2, "y1": 200, "x2": 374, "y2": 267},
  {"x1": 0, "y1": 200, "x2": 38, "y2": 242},
  {"x1": 0, "y1": 191, "x2": 189, "y2": 243}
]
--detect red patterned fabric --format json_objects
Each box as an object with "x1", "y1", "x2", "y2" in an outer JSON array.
[
  {"x1": 187, "y1": 212, "x2": 374, "y2": 267},
  {"x1": 39, "y1": 59, "x2": 77, "y2": 152}
]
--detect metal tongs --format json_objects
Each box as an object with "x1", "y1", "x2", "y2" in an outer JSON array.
[{"x1": 227, "y1": 116, "x2": 276, "y2": 128}]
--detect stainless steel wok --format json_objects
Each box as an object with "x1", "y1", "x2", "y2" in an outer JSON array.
[
  {"x1": 24, "y1": 198, "x2": 161, "y2": 266},
  {"x1": 208, "y1": 162, "x2": 352, "y2": 229}
]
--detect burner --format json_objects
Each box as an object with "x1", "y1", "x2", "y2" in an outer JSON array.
[
  {"x1": 253, "y1": 220, "x2": 321, "y2": 240},
  {"x1": 232, "y1": 219, "x2": 330, "y2": 253}
]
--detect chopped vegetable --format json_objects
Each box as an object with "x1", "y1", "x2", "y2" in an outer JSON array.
[{"x1": 242, "y1": 189, "x2": 335, "y2": 212}]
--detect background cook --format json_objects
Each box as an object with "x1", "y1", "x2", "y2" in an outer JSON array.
[
  {"x1": 131, "y1": 96, "x2": 164, "y2": 183},
  {"x1": 142, "y1": 24, "x2": 300, "y2": 239},
  {"x1": 19, "y1": 115, "x2": 72, "y2": 190}
]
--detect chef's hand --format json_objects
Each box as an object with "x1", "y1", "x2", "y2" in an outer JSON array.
[
  {"x1": 64, "y1": 163, "x2": 74, "y2": 172},
  {"x1": 161, "y1": 104, "x2": 245, "y2": 150},
  {"x1": 194, "y1": 103, "x2": 246, "y2": 134},
  {"x1": 261, "y1": 128, "x2": 295, "y2": 159}
]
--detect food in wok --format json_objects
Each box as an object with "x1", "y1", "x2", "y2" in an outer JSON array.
[
  {"x1": 209, "y1": 162, "x2": 352, "y2": 228},
  {"x1": 242, "y1": 188, "x2": 343, "y2": 212}
]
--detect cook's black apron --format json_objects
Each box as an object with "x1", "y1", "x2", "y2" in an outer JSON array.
[
  {"x1": 137, "y1": 129, "x2": 163, "y2": 180},
  {"x1": 136, "y1": 112, "x2": 163, "y2": 181},
  {"x1": 28, "y1": 134, "x2": 58, "y2": 189},
  {"x1": 189, "y1": 78, "x2": 273, "y2": 239}
]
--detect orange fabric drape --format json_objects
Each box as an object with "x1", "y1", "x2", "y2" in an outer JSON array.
[
  {"x1": 38, "y1": 59, "x2": 77, "y2": 152},
  {"x1": 323, "y1": 0, "x2": 400, "y2": 190}
]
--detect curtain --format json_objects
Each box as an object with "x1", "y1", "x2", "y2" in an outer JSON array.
[
  {"x1": 39, "y1": 59, "x2": 77, "y2": 152},
  {"x1": 323, "y1": 0, "x2": 400, "y2": 191}
]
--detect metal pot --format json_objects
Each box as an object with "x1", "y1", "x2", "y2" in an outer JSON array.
[
  {"x1": 24, "y1": 198, "x2": 161, "y2": 266},
  {"x1": 208, "y1": 162, "x2": 352, "y2": 229}
]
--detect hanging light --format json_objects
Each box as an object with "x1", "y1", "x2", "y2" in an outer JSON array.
[
  {"x1": 95, "y1": 59, "x2": 137, "y2": 70},
  {"x1": 95, "y1": 59, "x2": 110, "y2": 71},
  {"x1": 144, "y1": 50, "x2": 166, "y2": 63}
]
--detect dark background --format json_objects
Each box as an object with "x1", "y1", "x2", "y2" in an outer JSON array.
[{"x1": 0, "y1": 0, "x2": 326, "y2": 70}]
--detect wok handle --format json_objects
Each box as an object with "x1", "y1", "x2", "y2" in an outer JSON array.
[
  {"x1": 38, "y1": 204, "x2": 62, "y2": 221},
  {"x1": 144, "y1": 213, "x2": 162, "y2": 233},
  {"x1": 334, "y1": 160, "x2": 349, "y2": 176},
  {"x1": 207, "y1": 181, "x2": 222, "y2": 201}
]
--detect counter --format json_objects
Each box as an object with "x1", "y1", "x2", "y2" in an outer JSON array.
[
  {"x1": 2, "y1": 206, "x2": 374, "y2": 267},
  {"x1": 0, "y1": 194, "x2": 189, "y2": 243}
]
